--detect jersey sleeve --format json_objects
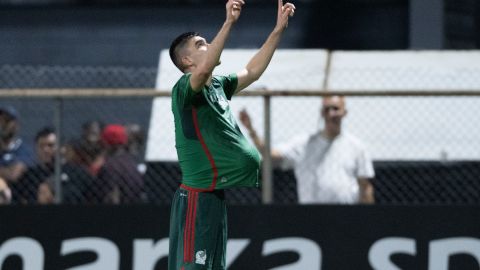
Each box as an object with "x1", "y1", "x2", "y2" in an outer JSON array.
[
  {"x1": 217, "y1": 74, "x2": 238, "y2": 100},
  {"x1": 174, "y1": 73, "x2": 202, "y2": 108}
]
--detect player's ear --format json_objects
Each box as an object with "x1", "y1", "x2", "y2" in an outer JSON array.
[{"x1": 181, "y1": 55, "x2": 193, "y2": 68}]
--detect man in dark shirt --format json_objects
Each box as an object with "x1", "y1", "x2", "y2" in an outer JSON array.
[
  {"x1": 14, "y1": 127, "x2": 94, "y2": 204},
  {"x1": 96, "y1": 124, "x2": 144, "y2": 204}
]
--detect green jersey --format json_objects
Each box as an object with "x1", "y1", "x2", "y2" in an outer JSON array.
[{"x1": 172, "y1": 73, "x2": 261, "y2": 191}]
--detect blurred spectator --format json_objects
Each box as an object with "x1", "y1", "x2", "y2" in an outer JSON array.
[
  {"x1": 0, "y1": 177, "x2": 12, "y2": 205},
  {"x1": 13, "y1": 127, "x2": 94, "y2": 204},
  {"x1": 240, "y1": 96, "x2": 375, "y2": 204},
  {"x1": 125, "y1": 123, "x2": 147, "y2": 175},
  {"x1": 0, "y1": 106, "x2": 34, "y2": 184},
  {"x1": 37, "y1": 181, "x2": 54, "y2": 204},
  {"x1": 95, "y1": 124, "x2": 144, "y2": 204},
  {"x1": 81, "y1": 120, "x2": 103, "y2": 144},
  {"x1": 54, "y1": 138, "x2": 97, "y2": 204},
  {"x1": 12, "y1": 126, "x2": 56, "y2": 203},
  {"x1": 66, "y1": 138, "x2": 102, "y2": 174},
  {"x1": 79, "y1": 120, "x2": 106, "y2": 176}
]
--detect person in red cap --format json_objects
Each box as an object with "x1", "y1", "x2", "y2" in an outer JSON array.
[
  {"x1": 101, "y1": 124, "x2": 128, "y2": 146},
  {"x1": 94, "y1": 124, "x2": 144, "y2": 204}
]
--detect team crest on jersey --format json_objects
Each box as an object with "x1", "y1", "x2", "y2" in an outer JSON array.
[
  {"x1": 205, "y1": 87, "x2": 229, "y2": 114},
  {"x1": 195, "y1": 250, "x2": 207, "y2": 265},
  {"x1": 218, "y1": 96, "x2": 228, "y2": 110}
]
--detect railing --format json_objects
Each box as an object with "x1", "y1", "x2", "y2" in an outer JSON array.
[{"x1": 2, "y1": 89, "x2": 480, "y2": 204}]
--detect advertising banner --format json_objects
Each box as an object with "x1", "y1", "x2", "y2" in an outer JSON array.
[{"x1": 0, "y1": 205, "x2": 479, "y2": 269}]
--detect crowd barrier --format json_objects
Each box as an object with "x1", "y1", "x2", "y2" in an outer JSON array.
[{"x1": 146, "y1": 161, "x2": 480, "y2": 205}]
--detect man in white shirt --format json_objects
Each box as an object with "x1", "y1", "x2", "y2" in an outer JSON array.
[{"x1": 239, "y1": 95, "x2": 375, "y2": 204}]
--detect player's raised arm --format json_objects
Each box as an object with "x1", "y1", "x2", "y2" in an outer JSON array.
[
  {"x1": 234, "y1": 0, "x2": 296, "y2": 93},
  {"x1": 189, "y1": 0, "x2": 245, "y2": 91}
]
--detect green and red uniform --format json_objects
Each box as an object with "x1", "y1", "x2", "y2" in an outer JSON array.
[{"x1": 168, "y1": 73, "x2": 261, "y2": 270}]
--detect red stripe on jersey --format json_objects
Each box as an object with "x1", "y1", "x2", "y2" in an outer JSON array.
[
  {"x1": 189, "y1": 192, "x2": 199, "y2": 262},
  {"x1": 180, "y1": 184, "x2": 212, "y2": 193},
  {"x1": 186, "y1": 193, "x2": 192, "y2": 262},
  {"x1": 184, "y1": 191, "x2": 199, "y2": 263},
  {"x1": 183, "y1": 191, "x2": 194, "y2": 262},
  {"x1": 191, "y1": 107, "x2": 218, "y2": 191},
  {"x1": 183, "y1": 194, "x2": 189, "y2": 262}
]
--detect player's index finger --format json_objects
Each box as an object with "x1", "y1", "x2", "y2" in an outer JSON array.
[{"x1": 278, "y1": 0, "x2": 283, "y2": 11}]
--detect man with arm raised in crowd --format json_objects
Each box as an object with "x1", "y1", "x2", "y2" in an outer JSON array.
[
  {"x1": 167, "y1": 0, "x2": 295, "y2": 269},
  {"x1": 240, "y1": 95, "x2": 375, "y2": 204}
]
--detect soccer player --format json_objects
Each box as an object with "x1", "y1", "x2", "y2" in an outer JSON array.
[{"x1": 167, "y1": 0, "x2": 296, "y2": 269}]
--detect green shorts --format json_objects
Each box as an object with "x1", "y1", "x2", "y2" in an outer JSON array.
[{"x1": 168, "y1": 185, "x2": 227, "y2": 270}]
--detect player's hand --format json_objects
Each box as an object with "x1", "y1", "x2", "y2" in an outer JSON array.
[
  {"x1": 239, "y1": 109, "x2": 253, "y2": 130},
  {"x1": 226, "y1": 0, "x2": 245, "y2": 23},
  {"x1": 276, "y1": 0, "x2": 295, "y2": 31}
]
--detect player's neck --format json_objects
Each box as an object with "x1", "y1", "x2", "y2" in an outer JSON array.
[{"x1": 184, "y1": 68, "x2": 213, "y2": 86}]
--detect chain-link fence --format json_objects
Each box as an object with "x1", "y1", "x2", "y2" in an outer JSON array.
[
  {"x1": 1, "y1": 64, "x2": 480, "y2": 205},
  {"x1": 0, "y1": 65, "x2": 157, "y2": 88}
]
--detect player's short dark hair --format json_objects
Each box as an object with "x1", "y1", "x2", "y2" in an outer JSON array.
[
  {"x1": 169, "y1": 32, "x2": 199, "y2": 72},
  {"x1": 35, "y1": 126, "x2": 55, "y2": 143}
]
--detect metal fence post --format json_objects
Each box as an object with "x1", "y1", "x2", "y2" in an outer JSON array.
[
  {"x1": 262, "y1": 95, "x2": 273, "y2": 204},
  {"x1": 54, "y1": 97, "x2": 63, "y2": 204}
]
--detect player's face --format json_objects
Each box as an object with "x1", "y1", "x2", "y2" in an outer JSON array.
[
  {"x1": 185, "y1": 36, "x2": 221, "y2": 67},
  {"x1": 321, "y1": 96, "x2": 346, "y2": 129}
]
